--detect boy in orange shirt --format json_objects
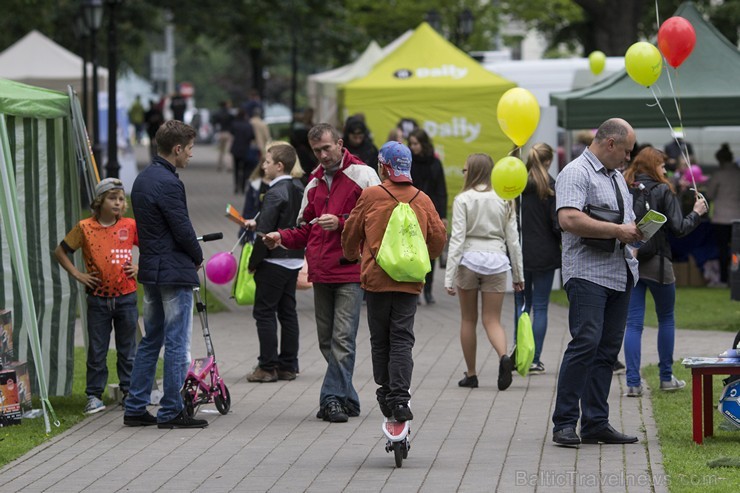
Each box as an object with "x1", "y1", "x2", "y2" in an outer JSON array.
[{"x1": 54, "y1": 178, "x2": 139, "y2": 414}]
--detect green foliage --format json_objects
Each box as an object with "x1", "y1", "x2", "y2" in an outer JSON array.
[
  {"x1": 643, "y1": 364, "x2": 740, "y2": 492},
  {"x1": 549, "y1": 287, "x2": 738, "y2": 332},
  {"x1": 0, "y1": 347, "x2": 164, "y2": 468}
]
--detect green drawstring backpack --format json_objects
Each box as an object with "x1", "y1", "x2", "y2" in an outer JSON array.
[
  {"x1": 231, "y1": 242, "x2": 256, "y2": 305},
  {"x1": 374, "y1": 186, "x2": 431, "y2": 283},
  {"x1": 514, "y1": 310, "x2": 535, "y2": 376}
]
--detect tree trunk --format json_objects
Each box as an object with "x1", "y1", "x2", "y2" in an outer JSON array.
[
  {"x1": 249, "y1": 46, "x2": 264, "y2": 97},
  {"x1": 576, "y1": 0, "x2": 646, "y2": 55}
]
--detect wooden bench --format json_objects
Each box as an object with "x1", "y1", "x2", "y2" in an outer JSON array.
[{"x1": 682, "y1": 358, "x2": 740, "y2": 444}]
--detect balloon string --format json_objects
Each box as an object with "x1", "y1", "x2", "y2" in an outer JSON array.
[
  {"x1": 648, "y1": 86, "x2": 697, "y2": 193},
  {"x1": 230, "y1": 230, "x2": 248, "y2": 254},
  {"x1": 655, "y1": 0, "x2": 661, "y2": 31}
]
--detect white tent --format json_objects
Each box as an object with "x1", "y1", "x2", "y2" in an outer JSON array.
[
  {"x1": 482, "y1": 57, "x2": 624, "y2": 107},
  {"x1": 307, "y1": 31, "x2": 412, "y2": 126},
  {"x1": 0, "y1": 30, "x2": 108, "y2": 95}
]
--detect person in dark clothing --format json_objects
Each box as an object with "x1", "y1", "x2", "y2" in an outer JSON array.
[
  {"x1": 242, "y1": 144, "x2": 305, "y2": 383},
  {"x1": 170, "y1": 93, "x2": 187, "y2": 122},
  {"x1": 230, "y1": 109, "x2": 258, "y2": 194},
  {"x1": 213, "y1": 100, "x2": 235, "y2": 172},
  {"x1": 621, "y1": 146, "x2": 708, "y2": 397},
  {"x1": 343, "y1": 116, "x2": 378, "y2": 171},
  {"x1": 514, "y1": 143, "x2": 561, "y2": 375},
  {"x1": 290, "y1": 127, "x2": 318, "y2": 183},
  {"x1": 144, "y1": 100, "x2": 164, "y2": 159},
  {"x1": 408, "y1": 128, "x2": 448, "y2": 304}
]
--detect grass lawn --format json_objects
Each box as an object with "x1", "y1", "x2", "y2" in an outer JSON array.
[
  {"x1": 0, "y1": 348, "x2": 164, "y2": 468},
  {"x1": 643, "y1": 364, "x2": 740, "y2": 492},
  {"x1": 550, "y1": 286, "x2": 739, "y2": 490},
  {"x1": 549, "y1": 287, "x2": 739, "y2": 332}
]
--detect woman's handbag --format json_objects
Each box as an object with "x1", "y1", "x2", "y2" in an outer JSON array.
[
  {"x1": 231, "y1": 242, "x2": 256, "y2": 305},
  {"x1": 580, "y1": 205, "x2": 622, "y2": 252}
]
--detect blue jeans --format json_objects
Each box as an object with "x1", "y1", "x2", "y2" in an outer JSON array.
[
  {"x1": 313, "y1": 282, "x2": 362, "y2": 414},
  {"x1": 552, "y1": 274, "x2": 632, "y2": 436},
  {"x1": 125, "y1": 285, "x2": 193, "y2": 422},
  {"x1": 514, "y1": 269, "x2": 556, "y2": 364},
  {"x1": 624, "y1": 279, "x2": 676, "y2": 387},
  {"x1": 85, "y1": 292, "x2": 138, "y2": 398}
]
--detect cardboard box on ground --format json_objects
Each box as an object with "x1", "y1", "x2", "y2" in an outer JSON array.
[{"x1": 0, "y1": 310, "x2": 34, "y2": 426}]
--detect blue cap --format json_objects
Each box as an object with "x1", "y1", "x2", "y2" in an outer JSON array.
[{"x1": 378, "y1": 141, "x2": 412, "y2": 183}]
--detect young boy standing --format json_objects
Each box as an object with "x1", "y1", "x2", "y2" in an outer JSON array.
[
  {"x1": 244, "y1": 144, "x2": 305, "y2": 382},
  {"x1": 54, "y1": 178, "x2": 139, "y2": 414}
]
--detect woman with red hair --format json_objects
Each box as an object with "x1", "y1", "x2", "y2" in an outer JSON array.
[{"x1": 621, "y1": 146, "x2": 708, "y2": 397}]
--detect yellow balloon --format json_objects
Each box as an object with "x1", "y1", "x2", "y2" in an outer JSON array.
[
  {"x1": 588, "y1": 51, "x2": 606, "y2": 75},
  {"x1": 491, "y1": 156, "x2": 527, "y2": 200},
  {"x1": 625, "y1": 42, "x2": 662, "y2": 87},
  {"x1": 497, "y1": 88, "x2": 540, "y2": 147}
]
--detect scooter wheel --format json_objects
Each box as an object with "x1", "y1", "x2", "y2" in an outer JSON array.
[
  {"x1": 182, "y1": 389, "x2": 195, "y2": 418},
  {"x1": 393, "y1": 441, "x2": 403, "y2": 468},
  {"x1": 215, "y1": 384, "x2": 231, "y2": 415}
]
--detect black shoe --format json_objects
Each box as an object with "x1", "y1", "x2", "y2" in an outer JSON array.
[
  {"x1": 323, "y1": 401, "x2": 348, "y2": 423},
  {"x1": 277, "y1": 369, "x2": 297, "y2": 381},
  {"x1": 123, "y1": 411, "x2": 157, "y2": 427},
  {"x1": 581, "y1": 424, "x2": 638, "y2": 444},
  {"x1": 378, "y1": 400, "x2": 393, "y2": 418},
  {"x1": 344, "y1": 405, "x2": 360, "y2": 417},
  {"x1": 157, "y1": 410, "x2": 209, "y2": 429},
  {"x1": 498, "y1": 354, "x2": 514, "y2": 391},
  {"x1": 612, "y1": 360, "x2": 626, "y2": 375},
  {"x1": 425, "y1": 293, "x2": 436, "y2": 304},
  {"x1": 393, "y1": 403, "x2": 414, "y2": 422},
  {"x1": 553, "y1": 427, "x2": 581, "y2": 447},
  {"x1": 458, "y1": 372, "x2": 479, "y2": 388}
]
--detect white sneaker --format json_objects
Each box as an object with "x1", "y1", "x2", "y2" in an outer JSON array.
[
  {"x1": 660, "y1": 376, "x2": 686, "y2": 391},
  {"x1": 84, "y1": 396, "x2": 106, "y2": 414}
]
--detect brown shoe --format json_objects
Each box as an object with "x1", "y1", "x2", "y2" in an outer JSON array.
[
  {"x1": 246, "y1": 367, "x2": 277, "y2": 383},
  {"x1": 277, "y1": 370, "x2": 297, "y2": 381}
]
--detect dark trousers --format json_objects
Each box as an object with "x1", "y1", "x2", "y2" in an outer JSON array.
[
  {"x1": 423, "y1": 259, "x2": 436, "y2": 298},
  {"x1": 365, "y1": 291, "x2": 417, "y2": 408},
  {"x1": 253, "y1": 262, "x2": 300, "y2": 372},
  {"x1": 232, "y1": 155, "x2": 258, "y2": 194},
  {"x1": 712, "y1": 223, "x2": 732, "y2": 283},
  {"x1": 86, "y1": 292, "x2": 138, "y2": 398},
  {"x1": 552, "y1": 272, "x2": 633, "y2": 436}
]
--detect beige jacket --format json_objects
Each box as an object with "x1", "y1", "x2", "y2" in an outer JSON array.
[{"x1": 444, "y1": 186, "x2": 524, "y2": 288}]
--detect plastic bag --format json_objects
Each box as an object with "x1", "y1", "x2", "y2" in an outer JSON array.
[
  {"x1": 515, "y1": 311, "x2": 535, "y2": 376},
  {"x1": 231, "y1": 243, "x2": 256, "y2": 305}
]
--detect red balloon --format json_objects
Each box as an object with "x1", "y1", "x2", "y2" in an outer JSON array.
[{"x1": 658, "y1": 17, "x2": 696, "y2": 68}]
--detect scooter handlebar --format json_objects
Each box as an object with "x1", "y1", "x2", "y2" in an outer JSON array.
[{"x1": 198, "y1": 233, "x2": 223, "y2": 243}]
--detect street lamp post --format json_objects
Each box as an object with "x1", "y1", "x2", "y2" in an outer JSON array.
[
  {"x1": 425, "y1": 9, "x2": 442, "y2": 32},
  {"x1": 73, "y1": 16, "x2": 90, "y2": 126},
  {"x1": 106, "y1": 0, "x2": 122, "y2": 179},
  {"x1": 83, "y1": 0, "x2": 103, "y2": 170}
]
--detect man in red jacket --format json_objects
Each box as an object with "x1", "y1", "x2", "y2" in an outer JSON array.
[{"x1": 263, "y1": 123, "x2": 380, "y2": 422}]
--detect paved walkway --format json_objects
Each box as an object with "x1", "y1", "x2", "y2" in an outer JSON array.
[{"x1": 1, "y1": 145, "x2": 731, "y2": 492}]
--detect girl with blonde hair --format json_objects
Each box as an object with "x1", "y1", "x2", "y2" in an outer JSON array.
[{"x1": 444, "y1": 153, "x2": 524, "y2": 391}]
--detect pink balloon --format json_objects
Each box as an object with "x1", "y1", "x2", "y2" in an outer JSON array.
[
  {"x1": 205, "y1": 252, "x2": 237, "y2": 284},
  {"x1": 658, "y1": 17, "x2": 696, "y2": 68}
]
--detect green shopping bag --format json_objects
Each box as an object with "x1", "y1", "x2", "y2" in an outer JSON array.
[
  {"x1": 375, "y1": 188, "x2": 430, "y2": 283},
  {"x1": 514, "y1": 311, "x2": 535, "y2": 376},
  {"x1": 231, "y1": 242, "x2": 256, "y2": 305}
]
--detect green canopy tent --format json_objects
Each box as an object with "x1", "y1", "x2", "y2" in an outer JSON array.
[
  {"x1": 339, "y1": 23, "x2": 517, "y2": 168},
  {"x1": 550, "y1": 2, "x2": 740, "y2": 129},
  {"x1": 0, "y1": 79, "x2": 82, "y2": 430}
]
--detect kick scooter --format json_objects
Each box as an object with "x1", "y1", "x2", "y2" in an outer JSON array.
[
  {"x1": 383, "y1": 407, "x2": 411, "y2": 467},
  {"x1": 181, "y1": 232, "x2": 231, "y2": 417}
]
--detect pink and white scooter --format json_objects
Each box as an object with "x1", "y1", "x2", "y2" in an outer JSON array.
[{"x1": 181, "y1": 233, "x2": 231, "y2": 418}]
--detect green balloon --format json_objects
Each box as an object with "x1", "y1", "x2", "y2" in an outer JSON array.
[{"x1": 491, "y1": 156, "x2": 527, "y2": 200}]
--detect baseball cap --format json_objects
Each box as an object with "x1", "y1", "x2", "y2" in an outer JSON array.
[
  {"x1": 378, "y1": 141, "x2": 412, "y2": 183},
  {"x1": 95, "y1": 178, "x2": 125, "y2": 197}
]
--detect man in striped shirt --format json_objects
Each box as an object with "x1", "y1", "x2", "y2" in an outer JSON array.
[{"x1": 552, "y1": 118, "x2": 642, "y2": 447}]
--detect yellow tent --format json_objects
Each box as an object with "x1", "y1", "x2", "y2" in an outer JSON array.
[{"x1": 339, "y1": 23, "x2": 517, "y2": 168}]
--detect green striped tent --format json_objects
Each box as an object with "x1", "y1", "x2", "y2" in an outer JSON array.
[{"x1": 0, "y1": 78, "x2": 80, "y2": 402}]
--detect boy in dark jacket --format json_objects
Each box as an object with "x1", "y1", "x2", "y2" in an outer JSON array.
[
  {"x1": 243, "y1": 144, "x2": 305, "y2": 383},
  {"x1": 124, "y1": 120, "x2": 207, "y2": 430}
]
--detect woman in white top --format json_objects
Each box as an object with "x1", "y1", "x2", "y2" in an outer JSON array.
[{"x1": 444, "y1": 153, "x2": 524, "y2": 391}]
